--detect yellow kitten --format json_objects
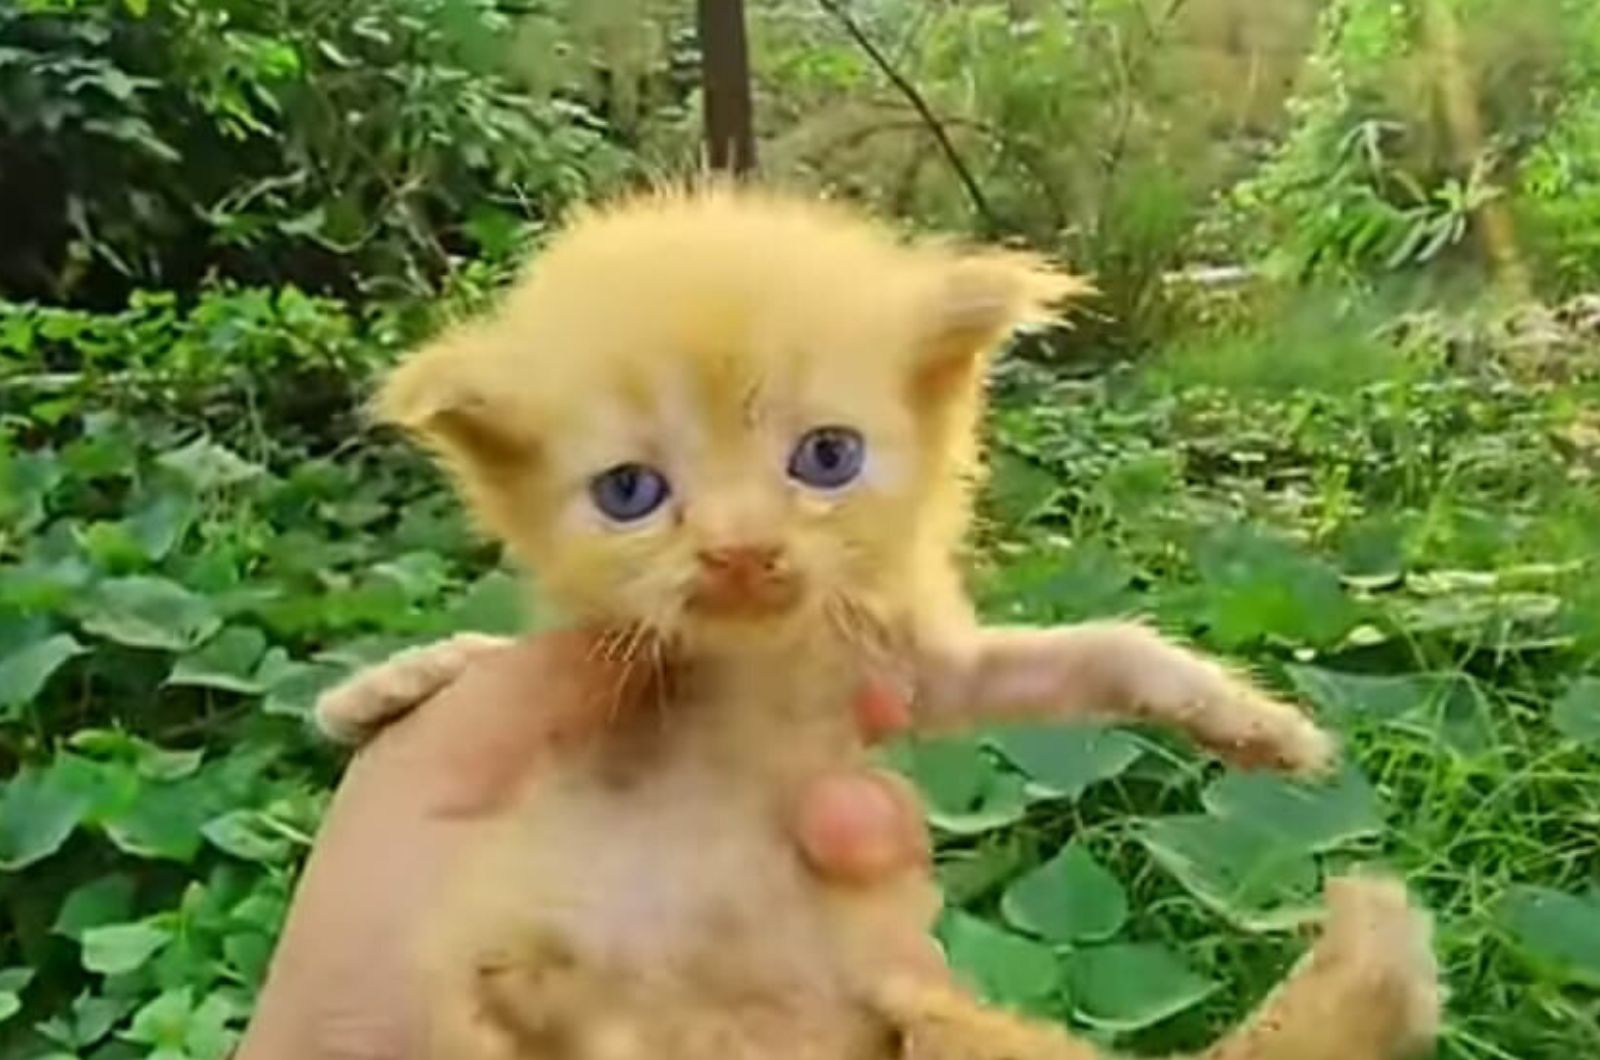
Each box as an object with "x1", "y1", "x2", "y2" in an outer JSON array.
[{"x1": 320, "y1": 185, "x2": 1436, "y2": 1059}]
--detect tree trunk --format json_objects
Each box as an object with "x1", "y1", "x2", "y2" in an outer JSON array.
[{"x1": 697, "y1": 0, "x2": 756, "y2": 174}]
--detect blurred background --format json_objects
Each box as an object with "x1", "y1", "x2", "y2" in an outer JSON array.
[{"x1": 1, "y1": 2, "x2": 1597, "y2": 1058}]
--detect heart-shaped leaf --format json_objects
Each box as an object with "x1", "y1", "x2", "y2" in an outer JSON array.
[
  {"x1": 1201, "y1": 765, "x2": 1384, "y2": 851},
  {"x1": 988, "y1": 723, "x2": 1144, "y2": 800},
  {"x1": 103, "y1": 773, "x2": 222, "y2": 863},
  {"x1": 123, "y1": 489, "x2": 196, "y2": 561},
  {"x1": 1496, "y1": 885, "x2": 1600, "y2": 987},
  {"x1": 1286, "y1": 665, "x2": 1430, "y2": 726},
  {"x1": 202, "y1": 810, "x2": 292, "y2": 863},
  {"x1": 258, "y1": 653, "x2": 346, "y2": 718},
  {"x1": 1138, "y1": 815, "x2": 1320, "y2": 931},
  {"x1": 53, "y1": 874, "x2": 136, "y2": 941},
  {"x1": 1286, "y1": 665, "x2": 1495, "y2": 754},
  {"x1": 926, "y1": 771, "x2": 1031, "y2": 836},
  {"x1": 81, "y1": 919, "x2": 172, "y2": 976},
  {"x1": 167, "y1": 626, "x2": 268, "y2": 693},
  {"x1": 939, "y1": 911, "x2": 1061, "y2": 1006},
  {"x1": 78, "y1": 576, "x2": 221, "y2": 651},
  {"x1": 1002, "y1": 841, "x2": 1129, "y2": 943},
  {"x1": 1063, "y1": 942, "x2": 1218, "y2": 1031},
  {"x1": 0, "y1": 967, "x2": 32, "y2": 1025},
  {"x1": 0, "y1": 632, "x2": 85, "y2": 710},
  {"x1": 0, "y1": 763, "x2": 90, "y2": 870},
  {"x1": 892, "y1": 736, "x2": 993, "y2": 817},
  {"x1": 1191, "y1": 526, "x2": 1363, "y2": 649},
  {"x1": 1552, "y1": 678, "x2": 1600, "y2": 748},
  {"x1": 124, "y1": 987, "x2": 192, "y2": 1049}
]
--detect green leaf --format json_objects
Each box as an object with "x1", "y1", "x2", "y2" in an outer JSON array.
[
  {"x1": 223, "y1": 931, "x2": 274, "y2": 985},
  {"x1": 1002, "y1": 841, "x2": 1129, "y2": 943},
  {"x1": 891, "y1": 736, "x2": 992, "y2": 817},
  {"x1": 258, "y1": 654, "x2": 345, "y2": 717},
  {"x1": 1137, "y1": 815, "x2": 1320, "y2": 931},
  {"x1": 103, "y1": 774, "x2": 218, "y2": 862},
  {"x1": 185, "y1": 990, "x2": 242, "y2": 1060},
  {"x1": 157, "y1": 439, "x2": 263, "y2": 490},
  {"x1": 38, "y1": 992, "x2": 131, "y2": 1050},
  {"x1": 1552, "y1": 678, "x2": 1600, "y2": 748},
  {"x1": 0, "y1": 967, "x2": 32, "y2": 1024},
  {"x1": 125, "y1": 988, "x2": 191, "y2": 1048},
  {"x1": 1496, "y1": 885, "x2": 1600, "y2": 987},
  {"x1": 0, "y1": 632, "x2": 85, "y2": 709},
  {"x1": 1192, "y1": 526, "x2": 1362, "y2": 649},
  {"x1": 0, "y1": 763, "x2": 90, "y2": 870},
  {"x1": 81, "y1": 919, "x2": 172, "y2": 975},
  {"x1": 989, "y1": 723, "x2": 1144, "y2": 800},
  {"x1": 1201, "y1": 765, "x2": 1384, "y2": 851},
  {"x1": 202, "y1": 810, "x2": 292, "y2": 863},
  {"x1": 986, "y1": 450, "x2": 1062, "y2": 526},
  {"x1": 78, "y1": 576, "x2": 222, "y2": 651},
  {"x1": 927, "y1": 771, "x2": 1030, "y2": 836},
  {"x1": 447, "y1": 570, "x2": 526, "y2": 635},
  {"x1": 167, "y1": 626, "x2": 268, "y2": 693},
  {"x1": 1063, "y1": 943, "x2": 1218, "y2": 1031},
  {"x1": 940, "y1": 911, "x2": 1060, "y2": 1006},
  {"x1": 53, "y1": 874, "x2": 136, "y2": 941},
  {"x1": 124, "y1": 490, "x2": 196, "y2": 562},
  {"x1": 1285, "y1": 665, "x2": 1496, "y2": 754}
]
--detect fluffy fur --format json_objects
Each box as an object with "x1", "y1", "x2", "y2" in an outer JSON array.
[{"x1": 319, "y1": 186, "x2": 1438, "y2": 1059}]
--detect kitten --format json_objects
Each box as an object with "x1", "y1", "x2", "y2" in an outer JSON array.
[{"x1": 318, "y1": 187, "x2": 1438, "y2": 1060}]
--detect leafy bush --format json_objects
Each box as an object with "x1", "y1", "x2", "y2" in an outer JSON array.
[
  {"x1": 1224, "y1": 0, "x2": 1600, "y2": 289},
  {"x1": 0, "y1": 0, "x2": 634, "y2": 307}
]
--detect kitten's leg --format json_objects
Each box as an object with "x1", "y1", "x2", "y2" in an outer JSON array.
[
  {"x1": 874, "y1": 978, "x2": 1106, "y2": 1060},
  {"x1": 1199, "y1": 874, "x2": 1440, "y2": 1060},
  {"x1": 875, "y1": 874, "x2": 1437, "y2": 1060},
  {"x1": 912, "y1": 622, "x2": 1333, "y2": 775},
  {"x1": 315, "y1": 633, "x2": 512, "y2": 746}
]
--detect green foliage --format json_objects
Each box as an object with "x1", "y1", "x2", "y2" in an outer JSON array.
[
  {"x1": 0, "y1": 0, "x2": 636, "y2": 306},
  {"x1": 3, "y1": 1, "x2": 1600, "y2": 1058},
  {"x1": 1224, "y1": 0, "x2": 1600, "y2": 285}
]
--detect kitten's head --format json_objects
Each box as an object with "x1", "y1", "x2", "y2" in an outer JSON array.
[{"x1": 379, "y1": 187, "x2": 1084, "y2": 647}]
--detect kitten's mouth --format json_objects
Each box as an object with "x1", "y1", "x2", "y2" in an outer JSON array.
[{"x1": 686, "y1": 573, "x2": 805, "y2": 619}]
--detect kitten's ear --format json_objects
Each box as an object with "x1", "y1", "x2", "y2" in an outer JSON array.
[
  {"x1": 914, "y1": 251, "x2": 1090, "y2": 399},
  {"x1": 373, "y1": 326, "x2": 534, "y2": 471}
]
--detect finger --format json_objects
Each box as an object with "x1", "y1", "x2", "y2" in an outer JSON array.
[
  {"x1": 793, "y1": 768, "x2": 931, "y2": 885},
  {"x1": 854, "y1": 675, "x2": 913, "y2": 744}
]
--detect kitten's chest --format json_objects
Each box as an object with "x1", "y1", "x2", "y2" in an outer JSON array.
[{"x1": 490, "y1": 657, "x2": 871, "y2": 964}]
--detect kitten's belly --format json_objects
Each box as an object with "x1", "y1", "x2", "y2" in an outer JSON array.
[{"x1": 443, "y1": 741, "x2": 934, "y2": 1059}]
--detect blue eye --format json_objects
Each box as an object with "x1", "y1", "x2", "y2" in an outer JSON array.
[
  {"x1": 590, "y1": 463, "x2": 670, "y2": 522},
  {"x1": 788, "y1": 427, "x2": 865, "y2": 490}
]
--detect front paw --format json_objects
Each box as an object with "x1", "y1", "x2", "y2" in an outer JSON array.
[
  {"x1": 1303, "y1": 874, "x2": 1442, "y2": 1057},
  {"x1": 315, "y1": 632, "x2": 513, "y2": 745},
  {"x1": 1213, "y1": 683, "x2": 1338, "y2": 777}
]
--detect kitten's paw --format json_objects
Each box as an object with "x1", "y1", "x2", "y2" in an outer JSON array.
[
  {"x1": 1311, "y1": 873, "x2": 1441, "y2": 1055},
  {"x1": 1211, "y1": 682, "x2": 1338, "y2": 777},
  {"x1": 1202, "y1": 873, "x2": 1439, "y2": 1060},
  {"x1": 315, "y1": 632, "x2": 513, "y2": 746},
  {"x1": 874, "y1": 978, "x2": 1099, "y2": 1060}
]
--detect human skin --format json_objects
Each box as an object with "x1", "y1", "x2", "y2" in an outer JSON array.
[{"x1": 235, "y1": 631, "x2": 928, "y2": 1060}]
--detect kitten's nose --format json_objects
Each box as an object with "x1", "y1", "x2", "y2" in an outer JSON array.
[{"x1": 696, "y1": 545, "x2": 783, "y2": 579}]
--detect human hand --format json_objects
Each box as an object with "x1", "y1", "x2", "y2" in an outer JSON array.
[{"x1": 236, "y1": 631, "x2": 927, "y2": 1060}]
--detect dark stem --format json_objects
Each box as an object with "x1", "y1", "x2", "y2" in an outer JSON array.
[{"x1": 697, "y1": 0, "x2": 757, "y2": 174}]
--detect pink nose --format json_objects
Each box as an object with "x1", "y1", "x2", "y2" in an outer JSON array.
[{"x1": 697, "y1": 545, "x2": 783, "y2": 579}]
